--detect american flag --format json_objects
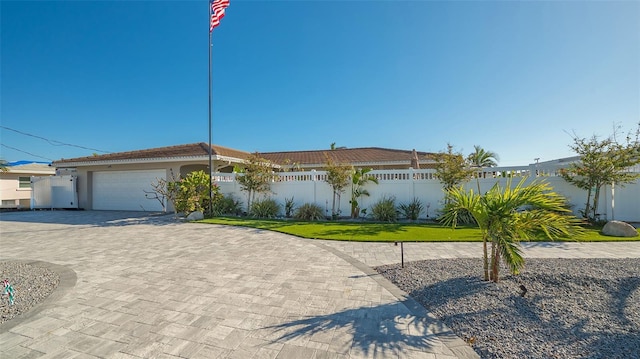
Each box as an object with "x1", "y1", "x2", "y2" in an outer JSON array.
[{"x1": 210, "y1": 0, "x2": 230, "y2": 32}]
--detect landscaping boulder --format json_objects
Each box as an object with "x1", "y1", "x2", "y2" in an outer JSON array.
[
  {"x1": 602, "y1": 220, "x2": 638, "y2": 237},
  {"x1": 186, "y1": 211, "x2": 204, "y2": 221}
]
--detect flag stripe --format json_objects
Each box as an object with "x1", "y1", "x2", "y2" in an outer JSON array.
[{"x1": 210, "y1": 0, "x2": 230, "y2": 32}]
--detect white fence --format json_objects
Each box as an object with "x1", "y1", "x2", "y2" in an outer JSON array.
[
  {"x1": 31, "y1": 175, "x2": 79, "y2": 210},
  {"x1": 214, "y1": 166, "x2": 640, "y2": 222}
]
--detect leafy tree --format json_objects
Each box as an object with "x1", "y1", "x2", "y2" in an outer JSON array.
[
  {"x1": 149, "y1": 170, "x2": 221, "y2": 215},
  {"x1": 441, "y1": 178, "x2": 582, "y2": 282},
  {"x1": 350, "y1": 167, "x2": 378, "y2": 218},
  {"x1": 434, "y1": 144, "x2": 474, "y2": 194},
  {"x1": 236, "y1": 152, "x2": 274, "y2": 212},
  {"x1": 324, "y1": 153, "x2": 351, "y2": 219},
  {"x1": 175, "y1": 170, "x2": 219, "y2": 214},
  {"x1": 560, "y1": 124, "x2": 640, "y2": 221}
]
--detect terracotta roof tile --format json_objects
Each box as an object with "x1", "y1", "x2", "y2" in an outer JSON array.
[
  {"x1": 260, "y1": 147, "x2": 435, "y2": 167},
  {"x1": 53, "y1": 143, "x2": 251, "y2": 165},
  {"x1": 52, "y1": 143, "x2": 436, "y2": 168}
]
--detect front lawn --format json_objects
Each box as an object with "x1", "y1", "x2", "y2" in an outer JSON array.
[{"x1": 199, "y1": 217, "x2": 635, "y2": 242}]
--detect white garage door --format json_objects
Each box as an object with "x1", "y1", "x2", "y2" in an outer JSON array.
[{"x1": 93, "y1": 170, "x2": 166, "y2": 211}]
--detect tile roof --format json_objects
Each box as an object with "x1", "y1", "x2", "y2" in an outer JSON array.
[
  {"x1": 52, "y1": 143, "x2": 436, "y2": 167},
  {"x1": 3, "y1": 163, "x2": 55, "y2": 174},
  {"x1": 261, "y1": 147, "x2": 435, "y2": 167},
  {"x1": 53, "y1": 143, "x2": 251, "y2": 165}
]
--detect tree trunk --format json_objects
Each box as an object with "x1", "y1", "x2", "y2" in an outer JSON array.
[
  {"x1": 592, "y1": 185, "x2": 601, "y2": 220},
  {"x1": 584, "y1": 186, "x2": 592, "y2": 219},
  {"x1": 492, "y1": 252, "x2": 500, "y2": 283},
  {"x1": 489, "y1": 242, "x2": 496, "y2": 282},
  {"x1": 483, "y1": 237, "x2": 489, "y2": 281},
  {"x1": 332, "y1": 191, "x2": 337, "y2": 218}
]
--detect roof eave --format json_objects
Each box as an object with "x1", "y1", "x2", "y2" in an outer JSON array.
[{"x1": 53, "y1": 155, "x2": 246, "y2": 168}]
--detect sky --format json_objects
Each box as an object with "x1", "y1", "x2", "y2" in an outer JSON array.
[{"x1": 1, "y1": 0, "x2": 638, "y2": 167}]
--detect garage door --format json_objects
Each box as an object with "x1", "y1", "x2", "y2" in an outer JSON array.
[{"x1": 92, "y1": 170, "x2": 166, "y2": 211}]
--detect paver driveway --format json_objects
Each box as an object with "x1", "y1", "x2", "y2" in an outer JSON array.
[{"x1": 0, "y1": 211, "x2": 476, "y2": 359}]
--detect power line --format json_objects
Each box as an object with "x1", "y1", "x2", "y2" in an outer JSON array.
[
  {"x1": 1, "y1": 144, "x2": 54, "y2": 161},
  {"x1": 0, "y1": 125, "x2": 111, "y2": 153}
]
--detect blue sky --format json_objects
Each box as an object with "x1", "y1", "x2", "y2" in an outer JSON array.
[{"x1": 1, "y1": 0, "x2": 638, "y2": 166}]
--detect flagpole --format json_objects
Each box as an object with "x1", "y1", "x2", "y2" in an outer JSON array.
[
  {"x1": 207, "y1": 0, "x2": 228, "y2": 217},
  {"x1": 208, "y1": 1, "x2": 213, "y2": 217}
]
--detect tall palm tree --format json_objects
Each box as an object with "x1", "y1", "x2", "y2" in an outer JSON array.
[
  {"x1": 468, "y1": 145, "x2": 499, "y2": 193},
  {"x1": 466, "y1": 145, "x2": 500, "y2": 280},
  {"x1": 441, "y1": 178, "x2": 582, "y2": 282}
]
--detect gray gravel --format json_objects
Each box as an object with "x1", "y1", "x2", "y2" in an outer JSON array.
[
  {"x1": 0, "y1": 261, "x2": 59, "y2": 325},
  {"x1": 376, "y1": 258, "x2": 640, "y2": 359}
]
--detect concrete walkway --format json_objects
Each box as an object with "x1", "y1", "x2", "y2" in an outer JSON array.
[{"x1": 1, "y1": 211, "x2": 638, "y2": 359}]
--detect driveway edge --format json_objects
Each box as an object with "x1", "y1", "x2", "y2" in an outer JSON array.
[{"x1": 0, "y1": 259, "x2": 77, "y2": 332}]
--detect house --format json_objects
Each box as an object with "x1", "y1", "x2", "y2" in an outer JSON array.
[
  {"x1": 0, "y1": 161, "x2": 56, "y2": 209},
  {"x1": 51, "y1": 143, "x2": 436, "y2": 211}
]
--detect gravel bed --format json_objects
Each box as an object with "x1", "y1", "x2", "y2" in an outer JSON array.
[
  {"x1": 1, "y1": 261, "x2": 60, "y2": 325},
  {"x1": 376, "y1": 258, "x2": 640, "y2": 359}
]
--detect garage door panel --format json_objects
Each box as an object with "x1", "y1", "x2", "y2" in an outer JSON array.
[{"x1": 93, "y1": 170, "x2": 165, "y2": 211}]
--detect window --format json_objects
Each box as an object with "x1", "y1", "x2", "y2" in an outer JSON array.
[{"x1": 19, "y1": 177, "x2": 31, "y2": 189}]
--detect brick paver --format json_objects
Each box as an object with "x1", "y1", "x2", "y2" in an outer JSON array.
[
  {"x1": 0, "y1": 211, "x2": 477, "y2": 359},
  {"x1": 2, "y1": 211, "x2": 638, "y2": 358}
]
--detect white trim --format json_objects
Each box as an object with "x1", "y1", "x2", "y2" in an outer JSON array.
[{"x1": 54, "y1": 155, "x2": 245, "y2": 168}]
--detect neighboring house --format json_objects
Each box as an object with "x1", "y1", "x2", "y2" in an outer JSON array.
[
  {"x1": 51, "y1": 143, "x2": 436, "y2": 211},
  {"x1": 0, "y1": 161, "x2": 55, "y2": 209}
]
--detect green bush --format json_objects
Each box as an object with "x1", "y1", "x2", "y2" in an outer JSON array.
[
  {"x1": 285, "y1": 197, "x2": 295, "y2": 218},
  {"x1": 294, "y1": 203, "x2": 325, "y2": 221},
  {"x1": 214, "y1": 194, "x2": 243, "y2": 216},
  {"x1": 398, "y1": 198, "x2": 423, "y2": 220},
  {"x1": 250, "y1": 198, "x2": 280, "y2": 218},
  {"x1": 170, "y1": 170, "x2": 221, "y2": 214},
  {"x1": 371, "y1": 196, "x2": 398, "y2": 222}
]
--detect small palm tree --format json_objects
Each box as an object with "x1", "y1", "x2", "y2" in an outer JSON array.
[
  {"x1": 350, "y1": 168, "x2": 379, "y2": 218},
  {"x1": 467, "y1": 145, "x2": 499, "y2": 279},
  {"x1": 441, "y1": 178, "x2": 582, "y2": 282}
]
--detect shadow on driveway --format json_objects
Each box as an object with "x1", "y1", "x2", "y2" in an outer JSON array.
[{"x1": 0, "y1": 210, "x2": 179, "y2": 227}]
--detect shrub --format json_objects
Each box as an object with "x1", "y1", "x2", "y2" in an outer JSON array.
[
  {"x1": 249, "y1": 198, "x2": 280, "y2": 218},
  {"x1": 294, "y1": 203, "x2": 325, "y2": 221},
  {"x1": 285, "y1": 197, "x2": 295, "y2": 218},
  {"x1": 214, "y1": 194, "x2": 243, "y2": 216},
  {"x1": 371, "y1": 196, "x2": 397, "y2": 222},
  {"x1": 170, "y1": 170, "x2": 221, "y2": 214},
  {"x1": 398, "y1": 198, "x2": 423, "y2": 220}
]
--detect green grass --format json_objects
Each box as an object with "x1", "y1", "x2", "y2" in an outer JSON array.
[{"x1": 199, "y1": 217, "x2": 638, "y2": 242}]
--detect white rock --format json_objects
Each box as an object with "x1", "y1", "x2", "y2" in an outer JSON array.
[
  {"x1": 186, "y1": 211, "x2": 204, "y2": 221},
  {"x1": 602, "y1": 220, "x2": 638, "y2": 237}
]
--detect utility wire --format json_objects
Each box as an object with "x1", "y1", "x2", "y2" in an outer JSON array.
[
  {"x1": 1, "y1": 144, "x2": 54, "y2": 161},
  {"x1": 0, "y1": 125, "x2": 111, "y2": 153}
]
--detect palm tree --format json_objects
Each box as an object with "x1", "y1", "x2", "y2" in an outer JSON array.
[
  {"x1": 441, "y1": 178, "x2": 582, "y2": 282},
  {"x1": 466, "y1": 145, "x2": 500, "y2": 280},
  {"x1": 468, "y1": 145, "x2": 499, "y2": 193},
  {"x1": 350, "y1": 168, "x2": 379, "y2": 218}
]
